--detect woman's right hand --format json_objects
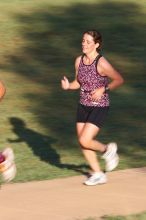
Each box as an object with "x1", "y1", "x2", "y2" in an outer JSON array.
[{"x1": 61, "y1": 76, "x2": 70, "y2": 90}]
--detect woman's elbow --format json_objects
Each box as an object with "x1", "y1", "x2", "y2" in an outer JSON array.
[
  {"x1": 118, "y1": 75, "x2": 124, "y2": 86},
  {"x1": 120, "y1": 77, "x2": 124, "y2": 85}
]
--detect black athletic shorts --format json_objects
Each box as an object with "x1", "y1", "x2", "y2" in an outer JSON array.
[{"x1": 76, "y1": 103, "x2": 109, "y2": 128}]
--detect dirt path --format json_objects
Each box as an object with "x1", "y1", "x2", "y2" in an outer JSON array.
[{"x1": 0, "y1": 167, "x2": 146, "y2": 220}]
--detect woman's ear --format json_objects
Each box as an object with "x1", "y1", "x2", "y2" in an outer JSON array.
[{"x1": 95, "y1": 42, "x2": 100, "y2": 50}]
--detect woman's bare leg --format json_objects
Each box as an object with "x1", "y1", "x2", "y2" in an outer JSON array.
[{"x1": 76, "y1": 122, "x2": 106, "y2": 173}]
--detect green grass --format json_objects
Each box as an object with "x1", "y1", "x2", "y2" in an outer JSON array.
[
  {"x1": 79, "y1": 211, "x2": 146, "y2": 219},
  {"x1": 0, "y1": 0, "x2": 146, "y2": 183},
  {"x1": 102, "y1": 211, "x2": 146, "y2": 220}
]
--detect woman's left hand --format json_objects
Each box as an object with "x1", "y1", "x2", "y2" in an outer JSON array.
[{"x1": 91, "y1": 87, "x2": 105, "y2": 102}]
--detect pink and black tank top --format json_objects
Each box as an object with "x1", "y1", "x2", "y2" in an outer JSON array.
[{"x1": 77, "y1": 54, "x2": 110, "y2": 107}]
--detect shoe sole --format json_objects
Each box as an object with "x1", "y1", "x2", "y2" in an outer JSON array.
[
  {"x1": 84, "y1": 181, "x2": 107, "y2": 186},
  {"x1": 106, "y1": 154, "x2": 119, "y2": 172},
  {"x1": 84, "y1": 176, "x2": 107, "y2": 186}
]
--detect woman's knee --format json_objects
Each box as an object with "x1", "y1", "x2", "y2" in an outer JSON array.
[{"x1": 78, "y1": 136, "x2": 91, "y2": 149}]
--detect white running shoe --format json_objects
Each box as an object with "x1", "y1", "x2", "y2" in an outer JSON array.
[
  {"x1": 102, "y1": 142, "x2": 119, "y2": 172},
  {"x1": 2, "y1": 162, "x2": 16, "y2": 182},
  {"x1": 84, "y1": 172, "x2": 107, "y2": 186},
  {"x1": 0, "y1": 148, "x2": 16, "y2": 182}
]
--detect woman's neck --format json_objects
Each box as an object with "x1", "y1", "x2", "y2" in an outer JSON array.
[{"x1": 84, "y1": 52, "x2": 99, "y2": 64}]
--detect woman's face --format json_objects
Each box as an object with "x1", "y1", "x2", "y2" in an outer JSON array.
[{"x1": 82, "y1": 33, "x2": 98, "y2": 54}]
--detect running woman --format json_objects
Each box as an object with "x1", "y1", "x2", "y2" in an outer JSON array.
[{"x1": 61, "y1": 30, "x2": 124, "y2": 186}]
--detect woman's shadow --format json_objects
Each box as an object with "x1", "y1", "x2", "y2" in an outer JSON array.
[{"x1": 8, "y1": 117, "x2": 89, "y2": 175}]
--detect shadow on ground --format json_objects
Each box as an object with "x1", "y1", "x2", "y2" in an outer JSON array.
[{"x1": 8, "y1": 117, "x2": 89, "y2": 175}]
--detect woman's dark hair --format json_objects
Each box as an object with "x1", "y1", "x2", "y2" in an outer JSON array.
[{"x1": 83, "y1": 30, "x2": 102, "y2": 51}]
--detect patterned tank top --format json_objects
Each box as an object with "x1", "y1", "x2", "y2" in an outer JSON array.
[{"x1": 77, "y1": 54, "x2": 110, "y2": 107}]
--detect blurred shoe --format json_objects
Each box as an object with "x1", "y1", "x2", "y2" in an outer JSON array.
[
  {"x1": 84, "y1": 172, "x2": 107, "y2": 186},
  {"x1": 0, "y1": 148, "x2": 16, "y2": 182},
  {"x1": 102, "y1": 142, "x2": 119, "y2": 172}
]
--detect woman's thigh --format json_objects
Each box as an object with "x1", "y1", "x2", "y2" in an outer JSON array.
[
  {"x1": 76, "y1": 122, "x2": 100, "y2": 141},
  {"x1": 76, "y1": 122, "x2": 85, "y2": 138}
]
